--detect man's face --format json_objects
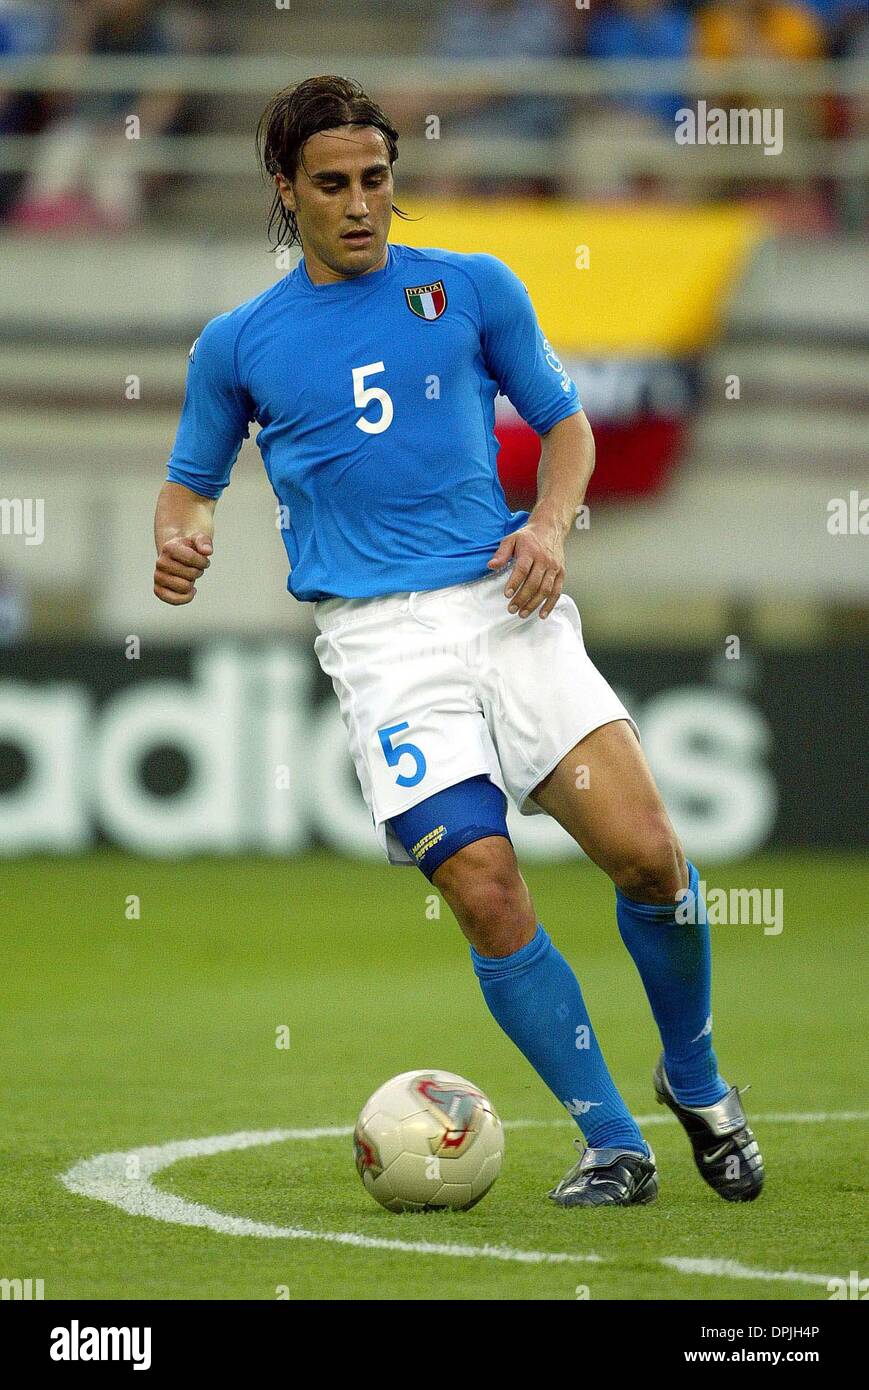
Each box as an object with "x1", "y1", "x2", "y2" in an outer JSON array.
[{"x1": 275, "y1": 125, "x2": 394, "y2": 280}]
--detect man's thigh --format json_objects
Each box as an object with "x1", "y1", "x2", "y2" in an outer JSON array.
[{"x1": 530, "y1": 719, "x2": 685, "y2": 887}]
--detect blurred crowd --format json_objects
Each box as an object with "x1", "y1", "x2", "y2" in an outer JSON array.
[
  {"x1": 0, "y1": 0, "x2": 865, "y2": 234},
  {"x1": 417, "y1": 0, "x2": 866, "y2": 224},
  {"x1": 0, "y1": 0, "x2": 211, "y2": 230}
]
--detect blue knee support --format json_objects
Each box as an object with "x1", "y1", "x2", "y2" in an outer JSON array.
[{"x1": 387, "y1": 774, "x2": 511, "y2": 880}]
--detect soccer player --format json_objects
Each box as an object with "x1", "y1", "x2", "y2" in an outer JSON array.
[{"x1": 153, "y1": 76, "x2": 764, "y2": 1208}]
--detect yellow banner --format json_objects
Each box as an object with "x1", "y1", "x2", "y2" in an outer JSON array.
[{"x1": 395, "y1": 201, "x2": 764, "y2": 355}]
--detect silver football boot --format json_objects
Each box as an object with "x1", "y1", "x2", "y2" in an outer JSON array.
[
  {"x1": 548, "y1": 1143, "x2": 659, "y2": 1208},
  {"x1": 653, "y1": 1053, "x2": 764, "y2": 1202}
]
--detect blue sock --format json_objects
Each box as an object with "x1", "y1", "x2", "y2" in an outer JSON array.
[
  {"x1": 470, "y1": 924, "x2": 648, "y2": 1154},
  {"x1": 615, "y1": 861, "x2": 729, "y2": 1107}
]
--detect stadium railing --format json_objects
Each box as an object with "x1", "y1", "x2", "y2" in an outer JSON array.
[{"x1": 0, "y1": 56, "x2": 865, "y2": 183}]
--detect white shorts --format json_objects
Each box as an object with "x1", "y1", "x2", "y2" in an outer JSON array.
[{"x1": 312, "y1": 565, "x2": 637, "y2": 866}]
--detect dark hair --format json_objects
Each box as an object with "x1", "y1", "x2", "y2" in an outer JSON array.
[{"x1": 256, "y1": 75, "x2": 409, "y2": 250}]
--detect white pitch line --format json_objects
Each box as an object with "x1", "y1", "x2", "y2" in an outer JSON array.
[
  {"x1": 508, "y1": 1111, "x2": 869, "y2": 1130},
  {"x1": 60, "y1": 1132, "x2": 602, "y2": 1267},
  {"x1": 661, "y1": 1258, "x2": 834, "y2": 1288},
  {"x1": 59, "y1": 1111, "x2": 867, "y2": 1287}
]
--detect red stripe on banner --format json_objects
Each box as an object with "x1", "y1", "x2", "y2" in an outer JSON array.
[{"x1": 495, "y1": 418, "x2": 685, "y2": 505}]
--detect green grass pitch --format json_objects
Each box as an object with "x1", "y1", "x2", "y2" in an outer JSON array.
[{"x1": 1, "y1": 850, "x2": 866, "y2": 1301}]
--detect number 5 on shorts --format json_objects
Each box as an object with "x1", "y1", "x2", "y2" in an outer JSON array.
[{"x1": 378, "y1": 722, "x2": 427, "y2": 788}]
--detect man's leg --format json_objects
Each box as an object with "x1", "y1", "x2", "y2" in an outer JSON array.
[
  {"x1": 414, "y1": 817, "x2": 651, "y2": 1156},
  {"x1": 530, "y1": 719, "x2": 728, "y2": 1106},
  {"x1": 384, "y1": 773, "x2": 659, "y2": 1204}
]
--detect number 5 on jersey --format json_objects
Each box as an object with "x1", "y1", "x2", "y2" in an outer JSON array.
[{"x1": 353, "y1": 361, "x2": 393, "y2": 434}]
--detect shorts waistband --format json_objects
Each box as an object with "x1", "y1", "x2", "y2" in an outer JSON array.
[
  {"x1": 312, "y1": 563, "x2": 512, "y2": 635},
  {"x1": 313, "y1": 589, "x2": 409, "y2": 634}
]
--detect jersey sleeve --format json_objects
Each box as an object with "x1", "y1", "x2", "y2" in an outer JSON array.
[
  {"x1": 472, "y1": 254, "x2": 581, "y2": 435},
  {"x1": 165, "y1": 311, "x2": 253, "y2": 498}
]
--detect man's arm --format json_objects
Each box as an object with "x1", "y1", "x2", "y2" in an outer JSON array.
[
  {"x1": 153, "y1": 481, "x2": 217, "y2": 606},
  {"x1": 487, "y1": 409, "x2": 595, "y2": 620}
]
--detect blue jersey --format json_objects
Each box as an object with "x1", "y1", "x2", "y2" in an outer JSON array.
[{"x1": 166, "y1": 242, "x2": 581, "y2": 602}]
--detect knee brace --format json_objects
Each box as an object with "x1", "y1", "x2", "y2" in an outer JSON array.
[{"x1": 387, "y1": 774, "x2": 511, "y2": 881}]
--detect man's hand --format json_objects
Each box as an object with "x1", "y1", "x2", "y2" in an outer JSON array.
[
  {"x1": 153, "y1": 532, "x2": 212, "y2": 606},
  {"x1": 487, "y1": 520, "x2": 565, "y2": 620},
  {"x1": 486, "y1": 411, "x2": 594, "y2": 620}
]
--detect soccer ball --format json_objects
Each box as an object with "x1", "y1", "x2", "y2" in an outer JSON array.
[{"x1": 353, "y1": 1068, "x2": 504, "y2": 1212}]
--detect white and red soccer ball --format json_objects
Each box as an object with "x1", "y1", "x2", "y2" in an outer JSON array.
[{"x1": 353, "y1": 1069, "x2": 504, "y2": 1212}]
